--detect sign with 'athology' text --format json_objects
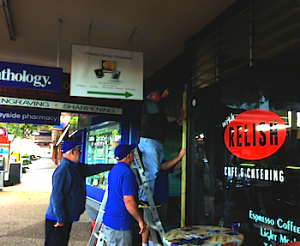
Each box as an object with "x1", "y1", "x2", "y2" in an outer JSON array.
[
  {"x1": 224, "y1": 109, "x2": 287, "y2": 160},
  {"x1": 0, "y1": 61, "x2": 62, "y2": 92},
  {"x1": 70, "y1": 44, "x2": 143, "y2": 100}
]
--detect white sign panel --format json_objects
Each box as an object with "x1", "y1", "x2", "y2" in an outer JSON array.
[
  {"x1": 70, "y1": 44, "x2": 143, "y2": 100},
  {"x1": 34, "y1": 136, "x2": 52, "y2": 142},
  {"x1": 0, "y1": 97, "x2": 122, "y2": 115}
]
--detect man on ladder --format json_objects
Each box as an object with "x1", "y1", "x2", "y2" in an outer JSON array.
[
  {"x1": 138, "y1": 87, "x2": 185, "y2": 207},
  {"x1": 137, "y1": 86, "x2": 185, "y2": 245},
  {"x1": 102, "y1": 143, "x2": 146, "y2": 246}
]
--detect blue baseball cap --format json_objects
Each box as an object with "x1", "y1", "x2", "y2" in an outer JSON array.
[
  {"x1": 61, "y1": 140, "x2": 83, "y2": 154},
  {"x1": 114, "y1": 143, "x2": 136, "y2": 160}
]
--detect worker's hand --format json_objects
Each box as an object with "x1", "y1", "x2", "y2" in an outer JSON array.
[
  {"x1": 138, "y1": 220, "x2": 147, "y2": 234},
  {"x1": 161, "y1": 88, "x2": 170, "y2": 98},
  {"x1": 176, "y1": 109, "x2": 185, "y2": 124},
  {"x1": 179, "y1": 148, "x2": 186, "y2": 158},
  {"x1": 54, "y1": 222, "x2": 65, "y2": 227}
]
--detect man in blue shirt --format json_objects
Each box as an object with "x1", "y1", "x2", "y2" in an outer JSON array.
[
  {"x1": 44, "y1": 140, "x2": 114, "y2": 246},
  {"x1": 103, "y1": 143, "x2": 146, "y2": 246}
]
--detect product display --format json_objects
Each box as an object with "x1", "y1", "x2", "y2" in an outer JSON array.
[
  {"x1": 101, "y1": 60, "x2": 116, "y2": 73},
  {"x1": 85, "y1": 122, "x2": 120, "y2": 189},
  {"x1": 94, "y1": 69, "x2": 104, "y2": 78},
  {"x1": 163, "y1": 225, "x2": 244, "y2": 246},
  {"x1": 111, "y1": 70, "x2": 121, "y2": 80}
]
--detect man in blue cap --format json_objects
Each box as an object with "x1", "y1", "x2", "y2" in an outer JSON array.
[
  {"x1": 44, "y1": 140, "x2": 114, "y2": 246},
  {"x1": 103, "y1": 143, "x2": 146, "y2": 246}
]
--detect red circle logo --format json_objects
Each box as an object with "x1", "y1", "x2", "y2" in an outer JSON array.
[{"x1": 224, "y1": 109, "x2": 287, "y2": 160}]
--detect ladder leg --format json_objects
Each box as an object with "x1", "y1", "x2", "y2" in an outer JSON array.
[
  {"x1": 95, "y1": 226, "x2": 105, "y2": 246},
  {"x1": 144, "y1": 208, "x2": 162, "y2": 245},
  {"x1": 87, "y1": 189, "x2": 108, "y2": 246},
  {"x1": 132, "y1": 148, "x2": 165, "y2": 245}
]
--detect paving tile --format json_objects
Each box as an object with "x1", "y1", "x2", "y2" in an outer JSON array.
[{"x1": 0, "y1": 158, "x2": 93, "y2": 245}]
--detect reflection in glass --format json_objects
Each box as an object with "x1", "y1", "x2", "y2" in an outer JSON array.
[{"x1": 85, "y1": 122, "x2": 121, "y2": 189}]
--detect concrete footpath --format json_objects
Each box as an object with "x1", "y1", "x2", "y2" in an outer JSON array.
[{"x1": 0, "y1": 158, "x2": 91, "y2": 246}]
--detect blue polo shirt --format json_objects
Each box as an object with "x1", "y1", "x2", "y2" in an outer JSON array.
[
  {"x1": 103, "y1": 162, "x2": 137, "y2": 230},
  {"x1": 153, "y1": 162, "x2": 174, "y2": 203}
]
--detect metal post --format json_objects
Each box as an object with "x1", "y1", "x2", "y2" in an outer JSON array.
[
  {"x1": 249, "y1": 0, "x2": 253, "y2": 67},
  {"x1": 88, "y1": 18, "x2": 93, "y2": 46},
  {"x1": 57, "y1": 19, "x2": 62, "y2": 68},
  {"x1": 216, "y1": 28, "x2": 219, "y2": 82},
  {"x1": 181, "y1": 85, "x2": 187, "y2": 227},
  {"x1": 0, "y1": 171, "x2": 4, "y2": 191},
  {"x1": 1, "y1": 0, "x2": 15, "y2": 40},
  {"x1": 127, "y1": 26, "x2": 137, "y2": 51}
]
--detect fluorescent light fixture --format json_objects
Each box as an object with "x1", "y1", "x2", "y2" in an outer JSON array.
[
  {"x1": 256, "y1": 124, "x2": 287, "y2": 131},
  {"x1": 68, "y1": 130, "x2": 78, "y2": 138},
  {"x1": 240, "y1": 163, "x2": 255, "y2": 167},
  {"x1": 7, "y1": 134, "x2": 14, "y2": 142},
  {"x1": 55, "y1": 124, "x2": 70, "y2": 146},
  {"x1": 286, "y1": 166, "x2": 300, "y2": 170},
  {"x1": 287, "y1": 110, "x2": 292, "y2": 128},
  {"x1": 0, "y1": 0, "x2": 15, "y2": 41},
  {"x1": 297, "y1": 112, "x2": 300, "y2": 127}
]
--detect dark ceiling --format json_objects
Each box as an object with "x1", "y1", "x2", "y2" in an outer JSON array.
[{"x1": 0, "y1": 0, "x2": 236, "y2": 80}]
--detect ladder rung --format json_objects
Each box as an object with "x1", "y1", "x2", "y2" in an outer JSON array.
[
  {"x1": 148, "y1": 224, "x2": 159, "y2": 231},
  {"x1": 149, "y1": 223, "x2": 165, "y2": 232}
]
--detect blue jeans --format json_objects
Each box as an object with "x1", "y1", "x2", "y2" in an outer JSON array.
[
  {"x1": 102, "y1": 224, "x2": 132, "y2": 246},
  {"x1": 138, "y1": 137, "x2": 164, "y2": 201}
]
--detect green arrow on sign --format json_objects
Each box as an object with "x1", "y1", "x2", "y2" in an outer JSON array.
[{"x1": 87, "y1": 91, "x2": 133, "y2": 98}]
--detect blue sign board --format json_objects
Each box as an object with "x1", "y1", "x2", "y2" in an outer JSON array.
[
  {"x1": 0, "y1": 107, "x2": 60, "y2": 125},
  {"x1": 52, "y1": 121, "x2": 65, "y2": 130},
  {"x1": 0, "y1": 148, "x2": 8, "y2": 154},
  {"x1": 0, "y1": 61, "x2": 62, "y2": 91}
]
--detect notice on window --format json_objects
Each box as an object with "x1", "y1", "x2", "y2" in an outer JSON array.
[{"x1": 70, "y1": 44, "x2": 143, "y2": 100}]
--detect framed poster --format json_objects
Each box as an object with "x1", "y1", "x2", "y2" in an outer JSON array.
[{"x1": 70, "y1": 44, "x2": 143, "y2": 100}]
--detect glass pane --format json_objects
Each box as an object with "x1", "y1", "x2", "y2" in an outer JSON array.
[
  {"x1": 191, "y1": 74, "x2": 300, "y2": 243},
  {"x1": 219, "y1": 9, "x2": 250, "y2": 79},
  {"x1": 85, "y1": 122, "x2": 120, "y2": 189},
  {"x1": 254, "y1": 0, "x2": 300, "y2": 62},
  {"x1": 193, "y1": 33, "x2": 216, "y2": 90}
]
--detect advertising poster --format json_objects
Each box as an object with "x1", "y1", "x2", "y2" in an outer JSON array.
[{"x1": 70, "y1": 44, "x2": 143, "y2": 100}]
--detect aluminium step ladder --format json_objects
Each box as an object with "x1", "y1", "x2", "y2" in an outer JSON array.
[
  {"x1": 87, "y1": 188, "x2": 108, "y2": 246},
  {"x1": 87, "y1": 147, "x2": 165, "y2": 246},
  {"x1": 132, "y1": 148, "x2": 165, "y2": 246}
]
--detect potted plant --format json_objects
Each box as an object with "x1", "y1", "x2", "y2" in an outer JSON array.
[{"x1": 22, "y1": 159, "x2": 30, "y2": 169}]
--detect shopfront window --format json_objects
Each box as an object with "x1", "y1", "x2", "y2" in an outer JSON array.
[
  {"x1": 85, "y1": 122, "x2": 121, "y2": 189},
  {"x1": 190, "y1": 72, "x2": 300, "y2": 244}
]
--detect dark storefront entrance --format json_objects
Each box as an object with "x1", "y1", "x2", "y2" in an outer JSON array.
[{"x1": 188, "y1": 53, "x2": 300, "y2": 245}]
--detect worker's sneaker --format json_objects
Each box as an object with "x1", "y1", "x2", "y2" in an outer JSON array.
[{"x1": 138, "y1": 200, "x2": 162, "y2": 209}]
